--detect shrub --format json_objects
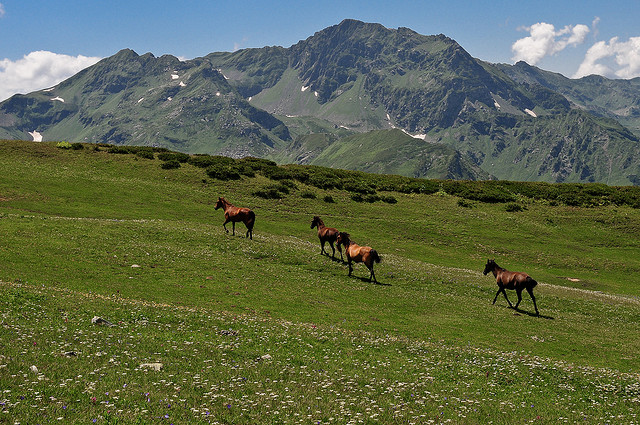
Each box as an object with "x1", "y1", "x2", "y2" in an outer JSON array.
[
  {"x1": 284, "y1": 167, "x2": 310, "y2": 183},
  {"x1": 136, "y1": 150, "x2": 155, "y2": 159},
  {"x1": 206, "y1": 165, "x2": 241, "y2": 180},
  {"x1": 253, "y1": 184, "x2": 289, "y2": 199},
  {"x1": 71, "y1": 143, "x2": 84, "y2": 150},
  {"x1": 343, "y1": 179, "x2": 376, "y2": 194},
  {"x1": 269, "y1": 183, "x2": 291, "y2": 195},
  {"x1": 457, "y1": 198, "x2": 474, "y2": 208},
  {"x1": 323, "y1": 195, "x2": 335, "y2": 203},
  {"x1": 300, "y1": 191, "x2": 317, "y2": 199},
  {"x1": 261, "y1": 165, "x2": 294, "y2": 181},
  {"x1": 351, "y1": 194, "x2": 381, "y2": 203},
  {"x1": 253, "y1": 188, "x2": 283, "y2": 199},
  {"x1": 308, "y1": 174, "x2": 341, "y2": 190},
  {"x1": 381, "y1": 195, "x2": 398, "y2": 204},
  {"x1": 161, "y1": 160, "x2": 181, "y2": 170},
  {"x1": 189, "y1": 155, "x2": 216, "y2": 168},
  {"x1": 238, "y1": 165, "x2": 256, "y2": 178},
  {"x1": 238, "y1": 156, "x2": 277, "y2": 172},
  {"x1": 56, "y1": 141, "x2": 72, "y2": 149},
  {"x1": 158, "y1": 152, "x2": 190, "y2": 163},
  {"x1": 107, "y1": 146, "x2": 132, "y2": 154},
  {"x1": 278, "y1": 179, "x2": 297, "y2": 190},
  {"x1": 505, "y1": 203, "x2": 526, "y2": 212}
]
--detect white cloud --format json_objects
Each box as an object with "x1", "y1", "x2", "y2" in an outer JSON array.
[
  {"x1": 512, "y1": 22, "x2": 590, "y2": 65},
  {"x1": 233, "y1": 37, "x2": 249, "y2": 52},
  {"x1": 574, "y1": 36, "x2": 640, "y2": 79},
  {"x1": 0, "y1": 51, "x2": 101, "y2": 101},
  {"x1": 591, "y1": 17, "x2": 601, "y2": 39},
  {"x1": 0, "y1": 3, "x2": 5, "y2": 18}
]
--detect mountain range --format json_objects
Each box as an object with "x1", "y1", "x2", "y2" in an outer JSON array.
[{"x1": 1, "y1": 19, "x2": 640, "y2": 184}]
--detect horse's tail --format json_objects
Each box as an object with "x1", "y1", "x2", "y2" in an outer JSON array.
[
  {"x1": 370, "y1": 249, "x2": 381, "y2": 264},
  {"x1": 247, "y1": 210, "x2": 256, "y2": 230}
]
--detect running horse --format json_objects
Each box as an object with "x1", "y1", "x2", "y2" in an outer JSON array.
[
  {"x1": 214, "y1": 197, "x2": 255, "y2": 239},
  {"x1": 310, "y1": 216, "x2": 343, "y2": 260},
  {"x1": 336, "y1": 232, "x2": 381, "y2": 283},
  {"x1": 483, "y1": 259, "x2": 539, "y2": 315}
]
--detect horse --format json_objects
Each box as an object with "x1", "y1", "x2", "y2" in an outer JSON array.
[
  {"x1": 310, "y1": 216, "x2": 343, "y2": 260},
  {"x1": 483, "y1": 259, "x2": 539, "y2": 315},
  {"x1": 214, "y1": 197, "x2": 255, "y2": 239},
  {"x1": 336, "y1": 232, "x2": 381, "y2": 283}
]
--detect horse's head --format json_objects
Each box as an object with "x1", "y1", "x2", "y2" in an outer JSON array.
[
  {"x1": 214, "y1": 197, "x2": 225, "y2": 210},
  {"x1": 311, "y1": 216, "x2": 321, "y2": 229},
  {"x1": 483, "y1": 259, "x2": 496, "y2": 275},
  {"x1": 337, "y1": 232, "x2": 350, "y2": 246}
]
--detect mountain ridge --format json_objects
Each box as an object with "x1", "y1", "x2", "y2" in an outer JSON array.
[{"x1": 2, "y1": 19, "x2": 640, "y2": 184}]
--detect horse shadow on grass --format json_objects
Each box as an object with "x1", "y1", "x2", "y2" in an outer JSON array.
[
  {"x1": 351, "y1": 275, "x2": 392, "y2": 286},
  {"x1": 507, "y1": 306, "x2": 554, "y2": 320},
  {"x1": 326, "y1": 254, "x2": 344, "y2": 264}
]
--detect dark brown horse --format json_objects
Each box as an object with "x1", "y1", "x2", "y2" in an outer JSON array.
[
  {"x1": 483, "y1": 259, "x2": 539, "y2": 315},
  {"x1": 214, "y1": 197, "x2": 255, "y2": 239},
  {"x1": 337, "y1": 232, "x2": 381, "y2": 283},
  {"x1": 310, "y1": 216, "x2": 343, "y2": 260}
]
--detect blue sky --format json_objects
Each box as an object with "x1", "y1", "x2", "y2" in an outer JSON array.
[{"x1": 1, "y1": 0, "x2": 639, "y2": 101}]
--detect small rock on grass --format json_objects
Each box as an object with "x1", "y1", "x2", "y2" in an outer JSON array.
[
  {"x1": 140, "y1": 362, "x2": 163, "y2": 371},
  {"x1": 91, "y1": 316, "x2": 115, "y2": 326}
]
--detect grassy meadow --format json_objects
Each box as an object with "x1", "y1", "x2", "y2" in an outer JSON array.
[{"x1": 1, "y1": 140, "x2": 639, "y2": 424}]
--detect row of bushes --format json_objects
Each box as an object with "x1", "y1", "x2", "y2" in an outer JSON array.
[
  {"x1": 101, "y1": 143, "x2": 640, "y2": 208},
  {"x1": 56, "y1": 141, "x2": 84, "y2": 150}
]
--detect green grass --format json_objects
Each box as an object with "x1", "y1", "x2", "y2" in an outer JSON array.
[{"x1": 1, "y1": 140, "x2": 640, "y2": 423}]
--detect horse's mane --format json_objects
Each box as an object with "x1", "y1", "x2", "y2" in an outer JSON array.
[
  {"x1": 338, "y1": 232, "x2": 352, "y2": 245},
  {"x1": 486, "y1": 259, "x2": 506, "y2": 273}
]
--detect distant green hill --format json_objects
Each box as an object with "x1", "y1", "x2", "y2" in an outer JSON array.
[{"x1": 273, "y1": 128, "x2": 491, "y2": 180}]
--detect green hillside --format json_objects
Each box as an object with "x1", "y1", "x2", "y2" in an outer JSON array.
[
  {"x1": 1, "y1": 140, "x2": 640, "y2": 423},
  {"x1": 273, "y1": 128, "x2": 491, "y2": 179}
]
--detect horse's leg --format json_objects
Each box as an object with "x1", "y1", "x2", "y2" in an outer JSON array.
[
  {"x1": 369, "y1": 264, "x2": 377, "y2": 284},
  {"x1": 492, "y1": 288, "x2": 502, "y2": 304},
  {"x1": 320, "y1": 239, "x2": 326, "y2": 255},
  {"x1": 494, "y1": 287, "x2": 513, "y2": 307},
  {"x1": 502, "y1": 289, "x2": 514, "y2": 308},
  {"x1": 527, "y1": 287, "x2": 540, "y2": 316},
  {"x1": 329, "y1": 242, "x2": 336, "y2": 259},
  {"x1": 232, "y1": 221, "x2": 236, "y2": 236},
  {"x1": 223, "y1": 219, "x2": 230, "y2": 234},
  {"x1": 347, "y1": 256, "x2": 353, "y2": 276},
  {"x1": 514, "y1": 289, "x2": 523, "y2": 309}
]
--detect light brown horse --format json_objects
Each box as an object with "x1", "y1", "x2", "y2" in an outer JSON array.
[
  {"x1": 311, "y1": 216, "x2": 343, "y2": 260},
  {"x1": 337, "y1": 232, "x2": 381, "y2": 283},
  {"x1": 483, "y1": 259, "x2": 539, "y2": 315},
  {"x1": 214, "y1": 197, "x2": 255, "y2": 239}
]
